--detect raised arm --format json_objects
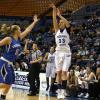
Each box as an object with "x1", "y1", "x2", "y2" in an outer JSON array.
[
  {"x1": 0, "y1": 37, "x2": 11, "y2": 46},
  {"x1": 50, "y1": 4, "x2": 59, "y2": 33},
  {"x1": 43, "y1": 52, "x2": 49, "y2": 62},
  {"x1": 23, "y1": 39, "x2": 29, "y2": 53},
  {"x1": 57, "y1": 8, "x2": 70, "y2": 28},
  {"x1": 20, "y1": 15, "x2": 39, "y2": 40}
]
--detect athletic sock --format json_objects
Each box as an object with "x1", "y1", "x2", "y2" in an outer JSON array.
[{"x1": 57, "y1": 83, "x2": 62, "y2": 90}]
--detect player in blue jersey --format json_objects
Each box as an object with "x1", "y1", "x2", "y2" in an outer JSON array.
[{"x1": 0, "y1": 15, "x2": 39, "y2": 100}]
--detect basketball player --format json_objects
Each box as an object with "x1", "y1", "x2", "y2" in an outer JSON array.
[
  {"x1": 0, "y1": 15, "x2": 39, "y2": 100},
  {"x1": 50, "y1": 4, "x2": 71, "y2": 99},
  {"x1": 43, "y1": 46, "x2": 56, "y2": 94}
]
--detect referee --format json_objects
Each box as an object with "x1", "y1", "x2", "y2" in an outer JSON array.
[{"x1": 24, "y1": 40, "x2": 42, "y2": 96}]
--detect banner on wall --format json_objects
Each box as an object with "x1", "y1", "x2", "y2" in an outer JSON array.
[
  {"x1": 12, "y1": 71, "x2": 47, "y2": 91},
  {"x1": 12, "y1": 71, "x2": 29, "y2": 89}
]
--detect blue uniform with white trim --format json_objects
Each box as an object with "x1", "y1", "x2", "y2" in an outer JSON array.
[{"x1": 0, "y1": 37, "x2": 21, "y2": 85}]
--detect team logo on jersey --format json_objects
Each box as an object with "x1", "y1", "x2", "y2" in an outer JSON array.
[
  {"x1": 15, "y1": 49, "x2": 20, "y2": 55},
  {"x1": 57, "y1": 35, "x2": 67, "y2": 38},
  {"x1": 12, "y1": 44, "x2": 21, "y2": 48},
  {"x1": 1, "y1": 64, "x2": 7, "y2": 81}
]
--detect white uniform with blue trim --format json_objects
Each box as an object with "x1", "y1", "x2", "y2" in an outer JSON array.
[
  {"x1": 55, "y1": 29, "x2": 71, "y2": 71},
  {"x1": 46, "y1": 53, "x2": 56, "y2": 78}
]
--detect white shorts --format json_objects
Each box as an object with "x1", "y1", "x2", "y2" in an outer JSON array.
[
  {"x1": 46, "y1": 65, "x2": 56, "y2": 78},
  {"x1": 55, "y1": 51, "x2": 71, "y2": 71}
]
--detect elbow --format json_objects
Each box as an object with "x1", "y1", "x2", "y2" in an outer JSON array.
[
  {"x1": 66, "y1": 23, "x2": 70, "y2": 28},
  {"x1": 0, "y1": 42, "x2": 2, "y2": 46}
]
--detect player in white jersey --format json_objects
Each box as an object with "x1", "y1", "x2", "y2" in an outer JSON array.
[
  {"x1": 50, "y1": 4, "x2": 71, "y2": 99},
  {"x1": 44, "y1": 46, "x2": 56, "y2": 93}
]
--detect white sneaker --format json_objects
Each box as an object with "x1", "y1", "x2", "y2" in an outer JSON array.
[
  {"x1": 57, "y1": 89, "x2": 67, "y2": 99},
  {"x1": 57, "y1": 94, "x2": 61, "y2": 99},
  {"x1": 60, "y1": 89, "x2": 66, "y2": 99},
  {"x1": 78, "y1": 93, "x2": 84, "y2": 97},
  {"x1": 57, "y1": 89, "x2": 61, "y2": 99},
  {"x1": 84, "y1": 93, "x2": 89, "y2": 99},
  {"x1": 64, "y1": 91, "x2": 69, "y2": 97},
  {"x1": 60, "y1": 94, "x2": 65, "y2": 99}
]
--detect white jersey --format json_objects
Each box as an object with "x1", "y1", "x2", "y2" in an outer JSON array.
[
  {"x1": 47, "y1": 53, "x2": 55, "y2": 67},
  {"x1": 46, "y1": 52, "x2": 56, "y2": 78},
  {"x1": 55, "y1": 29, "x2": 71, "y2": 52}
]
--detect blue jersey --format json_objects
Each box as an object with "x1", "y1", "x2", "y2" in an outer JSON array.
[{"x1": 3, "y1": 37, "x2": 21, "y2": 62}]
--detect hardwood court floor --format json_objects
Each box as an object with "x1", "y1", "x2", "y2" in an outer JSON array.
[
  {"x1": 7, "y1": 88, "x2": 57, "y2": 100},
  {"x1": 6, "y1": 88, "x2": 94, "y2": 100}
]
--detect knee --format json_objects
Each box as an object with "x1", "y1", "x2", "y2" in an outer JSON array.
[
  {"x1": 62, "y1": 71, "x2": 67, "y2": 76},
  {"x1": 3, "y1": 84, "x2": 11, "y2": 91},
  {"x1": 57, "y1": 71, "x2": 62, "y2": 77}
]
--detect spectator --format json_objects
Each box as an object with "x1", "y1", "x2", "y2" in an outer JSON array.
[
  {"x1": 67, "y1": 69, "x2": 78, "y2": 96},
  {"x1": 20, "y1": 61, "x2": 28, "y2": 71},
  {"x1": 78, "y1": 67, "x2": 96, "y2": 98}
]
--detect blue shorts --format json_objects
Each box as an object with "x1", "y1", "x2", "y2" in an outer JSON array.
[{"x1": 0, "y1": 59, "x2": 15, "y2": 85}]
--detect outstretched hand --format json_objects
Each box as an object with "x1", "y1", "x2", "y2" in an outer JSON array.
[
  {"x1": 49, "y1": 3, "x2": 56, "y2": 9},
  {"x1": 33, "y1": 15, "x2": 39, "y2": 23},
  {"x1": 25, "y1": 39, "x2": 33, "y2": 44},
  {"x1": 25, "y1": 39, "x2": 30, "y2": 43},
  {"x1": 56, "y1": 8, "x2": 61, "y2": 16}
]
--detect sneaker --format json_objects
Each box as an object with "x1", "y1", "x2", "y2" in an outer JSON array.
[
  {"x1": 78, "y1": 93, "x2": 84, "y2": 97},
  {"x1": 60, "y1": 94, "x2": 65, "y2": 99},
  {"x1": 84, "y1": 93, "x2": 89, "y2": 99},
  {"x1": 57, "y1": 94, "x2": 62, "y2": 99},
  {"x1": 27, "y1": 92, "x2": 36, "y2": 96},
  {"x1": 57, "y1": 89, "x2": 62, "y2": 99},
  {"x1": 49, "y1": 91, "x2": 57, "y2": 97},
  {"x1": 0, "y1": 94, "x2": 6, "y2": 100},
  {"x1": 60, "y1": 89, "x2": 66, "y2": 99}
]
